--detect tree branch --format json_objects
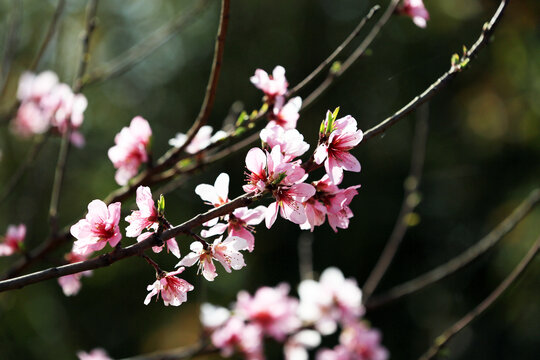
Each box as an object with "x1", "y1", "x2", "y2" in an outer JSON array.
[
  {"x1": 363, "y1": 0, "x2": 510, "y2": 142},
  {"x1": 0, "y1": 192, "x2": 261, "y2": 292},
  {"x1": 0, "y1": 0, "x2": 23, "y2": 101},
  {"x1": 288, "y1": 4, "x2": 380, "y2": 97},
  {"x1": 301, "y1": 0, "x2": 400, "y2": 110},
  {"x1": 156, "y1": 0, "x2": 230, "y2": 172},
  {"x1": 418, "y1": 233, "x2": 540, "y2": 360},
  {"x1": 362, "y1": 104, "x2": 429, "y2": 302},
  {"x1": 366, "y1": 188, "x2": 540, "y2": 310}
]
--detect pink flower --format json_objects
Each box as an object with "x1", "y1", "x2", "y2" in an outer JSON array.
[
  {"x1": 71, "y1": 200, "x2": 122, "y2": 256},
  {"x1": 301, "y1": 175, "x2": 360, "y2": 232},
  {"x1": 77, "y1": 348, "x2": 111, "y2": 360},
  {"x1": 266, "y1": 183, "x2": 316, "y2": 228},
  {"x1": 13, "y1": 71, "x2": 88, "y2": 145},
  {"x1": 243, "y1": 145, "x2": 307, "y2": 194},
  {"x1": 195, "y1": 172, "x2": 230, "y2": 208},
  {"x1": 125, "y1": 186, "x2": 180, "y2": 258},
  {"x1": 169, "y1": 125, "x2": 226, "y2": 154},
  {"x1": 235, "y1": 283, "x2": 301, "y2": 341},
  {"x1": 108, "y1": 116, "x2": 152, "y2": 186},
  {"x1": 211, "y1": 316, "x2": 264, "y2": 360},
  {"x1": 13, "y1": 101, "x2": 50, "y2": 136},
  {"x1": 339, "y1": 323, "x2": 389, "y2": 360},
  {"x1": 399, "y1": 0, "x2": 429, "y2": 28},
  {"x1": 17, "y1": 71, "x2": 58, "y2": 102},
  {"x1": 298, "y1": 267, "x2": 364, "y2": 335},
  {"x1": 314, "y1": 112, "x2": 363, "y2": 185},
  {"x1": 250, "y1": 65, "x2": 288, "y2": 99},
  {"x1": 270, "y1": 96, "x2": 302, "y2": 129},
  {"x1": 260, "y1": 124, "x2": 310, "y2": 162},
  {"x1": 144, "y1": 267, "x2": 194, "y2": 306},
  {"x1": 58, "y1": 252, "x2": 92, "y2": 296},
  {"x1": 177, "y1": 236, "x2": 248, "y2": 281},
  {"x1": 200, "y1": 302, "x2": 231, "y2": 329},
  {"x1": 0, "y1": 224, "x2": 26, "y2": 256},
  {"x1": 201, "y1": 205, "x2": 266, "y2": 252}
]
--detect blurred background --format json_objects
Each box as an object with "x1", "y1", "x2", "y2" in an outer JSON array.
[{"x1": 0, "y1": 0, "x2": 539, "y2": 359}]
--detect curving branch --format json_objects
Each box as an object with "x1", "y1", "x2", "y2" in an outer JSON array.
[
  {"x1": 418, "y1": 233, "x2": 540, "y2": 360},
  {"x1": 156, "y1": 0, "x2": 230, "y2": 172},
  {"x1": 362, "y1": 104, "x2": 429, "y2": 302},
  {"x1": 84, "y1": 0, "x2": 211, "y2": 86},
  {"x1": 366, "y1": 188, "x2": 540, "y2": 310}
]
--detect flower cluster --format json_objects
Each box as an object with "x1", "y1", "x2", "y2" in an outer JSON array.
[
  {"x1": 108, "y1": 116, "x2": 152, "y2": 186},
  {"x1": 0, "y1": 224, "x2": 26, "y2": 256},
  {"x1": 201, "y1": 268, "x2": 388, "y2": 360},
  {"x1": 14, "y1": 71, "x2": 87, "y2": 146}
]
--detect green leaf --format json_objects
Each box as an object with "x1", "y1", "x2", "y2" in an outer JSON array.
[
  {"x1": 451, "y1": 53, "x2": 460, "y2": 67},
  {"x1": 330, "y1": 61, "x2": 342, "y2": 74},
  {"x1": 236, "y1": 111, "x2": 248, "y2": 127},
  {"x1": 157, "y1": 194, "x2": 165, "y2": 215}
]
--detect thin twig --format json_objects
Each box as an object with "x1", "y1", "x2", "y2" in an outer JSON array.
[
  {"x1": 0, "y1": 0, "x2": 23, "y2": 101},
  {"x1": 366, "y1": 188, "x2": 540, "y2": 310},
  {"x1": 156, "y1": 0, "x2": 230, "y2": 171},
  {"x1": 48, "y1": 0, "x2": 99, "y2": 234},
  {"x1": 418, "y1": 234, "x2": 540, "y2": 360},
  {"x1": 362, "y1": 104, "x2": 429, "y2": 302},
  {"x1": 363, "y1": 0, "x2": 510, "y2": 141},
  {"x1": 301, "y1": 0, "x2": 400, "y2": 110},
  {"x1": 298, "y1": 232, "x2": 315, "y2": 281},
  {"x1": 0, "y1": 133, "x2": 50, "y2": 204},
  {"x1": 288, "y1": 5, "x2": 380, "y2": 97},
  {"x1": 84, "y1": 0, "x2": 210, "y2": 86},
  {"x1": 29, "y1": 0, "x2": 66, "y2": 71}
]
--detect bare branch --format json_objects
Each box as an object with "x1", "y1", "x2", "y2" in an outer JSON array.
[
  {"x1": 84, "y1": 0, "x2": 211, "y2": 86},
  {"x1": 362, "y1": 104, "x2": 429, "y2": 302},
  {"x1": 301, "y1": 0, "x2": 400, "y2": 110},
  {"x1": 366, "y1": 188, "x2": 540, "y2": 310},
  {"x1": 418, "y1": 234, "x2": 540, "y2": 360},
  {"x1": 363, "y1": 0, "x2": 510, "y2": 142},
  {"x1": 288, "y1": 4, "x2": 380, "y2": 97},
  {"x1": 29, "y1": 0, "x2": 66, "y2": 71},
  {"x1": 156, "y1": 0, "x2": 231, "y2": 171}
]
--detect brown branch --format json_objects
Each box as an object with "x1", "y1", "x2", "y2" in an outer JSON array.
[
  {"x1": 301, "y1": 0, "x2": 400, "y2": 110},
  {"x1": 155, "y1": 0, "x2": 230, "y2": 172},
  {"x1": 48, "y1": 0, "x2": 99, "y2": 234},
  {"x1": 418, "y1": 233, "x2": 540, "y2": 360},
  {"x1": 288, "y1": 4, "x2": 380, "y2": 97},
  {"x1": 84, "y1": 0, "x2": 210, "y2": 86},
  {"x1": 363, "y1": 0, "x2": 510, "y2": 142},
  {"x1": 362, "y1": 104, "x2": 429, "y2": 302},
  {"x1": 29, "y1": 0, "x2": 66, "y2": 71},
  {"x1": 0, "y1": 192, "x2": 261, "y2": 292},
  {"x1": 366, "y1": 188, "x2": 540, "y2": 310}
]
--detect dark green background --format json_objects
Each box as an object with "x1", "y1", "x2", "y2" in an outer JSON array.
[{"x1": 0, "y1": 0, "x2": 539, "y2": 359}]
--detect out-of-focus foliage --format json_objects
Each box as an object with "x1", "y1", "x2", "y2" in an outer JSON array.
[{"x1": 0, "y1": 0, "x2": 539, "y2": 359}]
